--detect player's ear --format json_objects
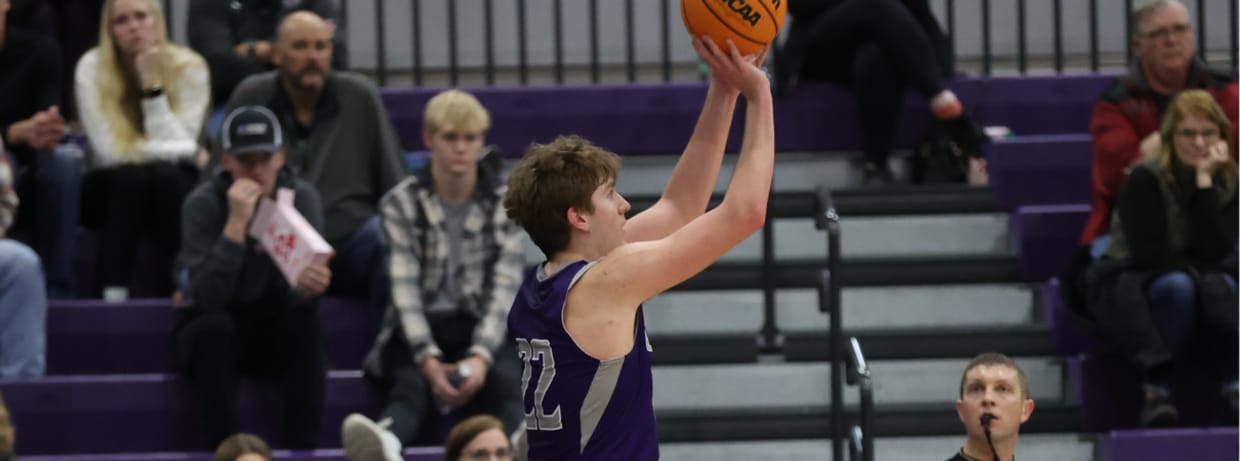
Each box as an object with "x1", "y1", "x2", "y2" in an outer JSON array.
[
  {"x1": 1020, "y1": 399, "x2": 1035, "y2": 423},
  {"x1": 566, "y1": 206, "x2": 589, "y2": 232}
]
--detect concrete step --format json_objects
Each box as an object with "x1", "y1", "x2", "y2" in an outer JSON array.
[
  {"x1": 523, "y1": 212, "x2": 1012, "y2": 262},
  {"x1": 644, "y1": 284, "x2": 1035, "y2": 335},
  {"x1": 660, "y1": 434, "x2": 1094, "y2": 461},
  {"x1": 651, "y1": 357, "x2": 1064, "y2": 410}
]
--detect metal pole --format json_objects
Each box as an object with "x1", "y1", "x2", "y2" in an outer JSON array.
[
  {"x1": 661, "y1": 0, "x2": 671, "y2": 82},
  {"x1": 554, "y1": 0, "x2": 565, "y2": 84},
  {"x1": 484, "y1": 0, "x2": 495, "y2": 86},
  {"x1": 590, "y1": 0, "x2": 600, "y2": 83},
  {"x1": 448, "y1": 0, "x2": 459, "y2": 86},
  {"x1": 981, "y1": 0, "x2": 991, "y2": 76},
  {"x1": 518, "y1": 0, "x2": 528, "y2": 85},
  {"x1": 625, "y1": 0, "x2": 636, "y2": 82},
  {"x1": 1196, "y1": 0, "x2": 1207, "y2": 61},
  {"x1": 1125, "y1": 0, "x2": 1134, "y2": 66},
  {"x1": 1089, "y1": 0, "x2": 1099, "y2": 72},
  {"x1": 1231, "y1": 0, "x2": 1238, "y2": 70},
  {"x1": 1017, "y1": 0, "x2": 1027, "y2": 75},
  {"x1": 1053, "y1": 0, "x2": 1063, "y2": 73},
  {"x1": 375, "y1": 0, "x2": 387, "y2": 85},
  {"x1": 411, "y1": 0, "x2": 421, "y2": 86}
]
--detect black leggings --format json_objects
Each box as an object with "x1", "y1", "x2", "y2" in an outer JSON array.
[
  {"x1": 791, "y1": 0, "x2": 953, "y2": 168},
  {"x1": 83, "y1": 161, "x2": 196, "y2": 297}
]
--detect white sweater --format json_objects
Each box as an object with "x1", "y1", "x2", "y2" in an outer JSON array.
[{"x1": 75, "y1": 48, "x2": 210, "y2": 168}]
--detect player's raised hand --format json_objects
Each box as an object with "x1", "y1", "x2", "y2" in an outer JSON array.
[{"x1": 693, "y1": 36, "x2": 769, "y2": 100}]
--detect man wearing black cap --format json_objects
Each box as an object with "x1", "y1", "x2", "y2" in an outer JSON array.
[
  {"x1": 173, "y1": 105, "x2": 331, "y2": 449},
  {"x1": 949, "y1": 352, "x2": 1035, "y2": 461}
]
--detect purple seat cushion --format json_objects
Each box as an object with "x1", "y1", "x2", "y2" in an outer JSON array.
[
  {"x1": 987, "y1": 134, "x2": 1092, "y2": 211},
  {"x1": 1097, "y1": 427, "x2": 1238, "y2": 461},
  {"x1": 1010, "y1": 204, "x2": 1090, "y2": 281}
]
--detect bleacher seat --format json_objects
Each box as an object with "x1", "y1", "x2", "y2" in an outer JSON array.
[
  {"x1": 380, "y1": 75, "x2": 1114, "y2": 156},
  {"x1": 1096, "y1": 427, "x2": 1238, "y2": 461},
  {"x1": 1010, "y1": 204, "x2": 1090, "y2": 281},
  {"x1": 986, "y1": 134, "x2": 1092, "y2": 211}
]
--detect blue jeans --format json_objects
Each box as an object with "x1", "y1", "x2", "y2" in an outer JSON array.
[
  {"x1": 0, "y1": 239, "x2": 48, "y2": 377},
  {"x1": 11, "y1": 146, "x2": 81, "y2": 299},
  {"x1": 328, "y1": 216, "x2": 389, "y2": 332},
  {"x1": 1145, "y1": 271, "x2": 1239, "y2": 354}
]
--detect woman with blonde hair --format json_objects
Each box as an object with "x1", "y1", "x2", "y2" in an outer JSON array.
[
  {"x1": 75, "y1": 0, "x2": 209, "y2": 296},
  {"x1": 1098, "y1": 89, "x2": 1238, "y2": 427}
]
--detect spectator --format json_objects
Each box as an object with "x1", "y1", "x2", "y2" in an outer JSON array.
[
  {"x1": 1083, "y1": 90, "x2": 1237, "y2": 427},
  {"x1": 1079, "y1": 0, "x2": 1238, "y2": 250},
  {"x1": 223, "y1": 11, "x2": 404, "y2": 313},
  {"x1": 189, "y1": 0, "x2": 348, "y2": 108},
  {"x1": 213, "y1": 433, "x2": 274, "y2": 461},
  {"x1": 6, "y1": 0, "x2": 105, "y2": 123},
  {"x1": 173, "y1": 106, "x2": 329, "y2": 449},
  {"x1": 0, "y1": 138, "x2": 47, "y2": 378},
  {"x1": 949, "y1": 353, "x2": 1035, "y2": 461},
  {"x1": 774, "y1": 0, "x2": 985, "y2": 185},
  {"x1": 444, "y1": 415, "x2": 513, "y2": 461},
  {"x1": 0, "y1": 389, "x2": 13, "y2": 460},
  {"x1": 0, "y1": 0, "x2": 81, "y2": 299},
  {"x1": 342, "y1": 90, "x2": 524, "y2": 460},
  {"x1": 75, "y1": 0, "x2": 210, "y2": 297}
]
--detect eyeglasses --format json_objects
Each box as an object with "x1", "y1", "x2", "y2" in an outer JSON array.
[
  {"x1": 1176, "y1": 128, "x2": 1220, "y2": 141},
  {"x1": 1139, "y1": 23, "x2": 1192, "y2": 41},
  {"x1": 464, "y1": 448, "x2": 513, "y2": 460}
]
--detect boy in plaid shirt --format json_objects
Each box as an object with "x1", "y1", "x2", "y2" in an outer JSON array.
[{"x1": 344, "y1": 90, "x2": 525, "y2": 460}]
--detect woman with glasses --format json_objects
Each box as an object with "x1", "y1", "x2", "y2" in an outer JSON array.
[
  {"x1": 444, "y1": 415, "x2": 514, "y2": 461},
  {"x1": 1089, "y1": 89, "x2": 1238, "y2": 428}
]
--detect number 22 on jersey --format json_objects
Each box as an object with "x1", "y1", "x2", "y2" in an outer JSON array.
[{"x1": 517, "y1": 338, "x2": 563, "y2": 431}]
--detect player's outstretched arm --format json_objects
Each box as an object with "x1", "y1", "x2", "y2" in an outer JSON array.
[
  {"x1": 624, "y1": 38, "x2": 767, "y2": 243},
  {"x1": 586, "y1": 40, "x2": 775, "y2": 307}
]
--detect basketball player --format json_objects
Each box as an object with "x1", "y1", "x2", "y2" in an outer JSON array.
[{"x1": 502, "y1": 36, "x2": 774, "y2": 460}]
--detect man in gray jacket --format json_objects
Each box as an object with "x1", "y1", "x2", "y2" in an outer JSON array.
[
  {"x1": 224, "y1": 11, "x2": 404, "y2": 319},
  {"x1": 174, "y1": 105, "x2": 331, "y2": 449}
]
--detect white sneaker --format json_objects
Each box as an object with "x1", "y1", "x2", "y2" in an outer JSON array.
[{"x1": 342, "y1": 413, "x2": 403, "y2": 461}]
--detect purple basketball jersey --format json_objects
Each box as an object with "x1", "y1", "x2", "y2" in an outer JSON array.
[{"x1": 507, "y1": 261, "x2": 659, "y2": 460}]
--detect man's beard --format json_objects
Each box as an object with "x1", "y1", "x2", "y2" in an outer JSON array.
[{"x1": 281, "y1": 66, "x2": 326, "y2": 92}]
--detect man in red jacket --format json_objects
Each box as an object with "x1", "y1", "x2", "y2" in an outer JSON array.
[{"x1": 1082, "y1": 0, "x2": 1238, "y2": 249}]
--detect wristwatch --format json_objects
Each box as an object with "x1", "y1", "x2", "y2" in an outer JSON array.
[
  {"x1": 246, "y1": 40, "x2": 257, "y2": 58},
  {"x1": 141, "y1": 85, "x2": 164, "y2": 99}
]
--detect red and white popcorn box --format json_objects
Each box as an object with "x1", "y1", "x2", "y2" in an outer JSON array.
[{"x1": 248, "y1": 188, "x2": 334, "y2": 285}]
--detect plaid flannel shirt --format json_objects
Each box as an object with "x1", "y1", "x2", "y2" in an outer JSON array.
[
  {"x1": 364, "y1": 170, "x2": 525, "y2": 374},
  {"x1": 0, "y1": 141, "x2": 16, "y2": 238}
]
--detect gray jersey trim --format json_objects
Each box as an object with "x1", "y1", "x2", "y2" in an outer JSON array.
[{"x1": 578, "y1": 355, "x2": 625, "y2": 453}]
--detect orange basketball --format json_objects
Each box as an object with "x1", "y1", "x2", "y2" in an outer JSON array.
[{"x1": 681, "y1": 0, "x2": 787, "y2": 56}]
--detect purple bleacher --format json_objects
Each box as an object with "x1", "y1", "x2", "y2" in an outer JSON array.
[
  {"x1": 1097, "y1": 427, "x2": 1239, "y2": 461},
  {"x1": 1069, "y1": 353, "x2": 1231, "y2": 432},
  {"x1": 46, "y1": 298, "x2": 372, "y2": 375},
  {"x1": 987, "y1": 133, "x2": 1092, "y2": 211},
  {"x1": 1039, "y1": 279, "x2": 1099, "y2": 356},
  {"x1": 1010, "y1": 204, "x2": 1090, "y2": 281},
  {"x1": 380, "y1": 74, "x2": 1113, "y2": 156},
  {"x1": 23, "y1": 448, "x2": 443, "y2": 461},
  {"x1": 2, "y1": 371, "x2": 386, "y2": 454}
]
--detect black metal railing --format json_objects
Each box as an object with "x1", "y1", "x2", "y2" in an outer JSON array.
[
  {"x1": 813, "y1": 186, "x2": 844, "y2": 461},
  {"x1": 318, "y1": 0, "x2": 1237, "y2": 86},
  {"x1": 845, "y1": 336, "x2": 875, "y2": 461}
]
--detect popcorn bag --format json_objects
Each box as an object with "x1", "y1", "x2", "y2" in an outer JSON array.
[{"x1": 248, "y1": 188, "x2": 334, "y2": 285}]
